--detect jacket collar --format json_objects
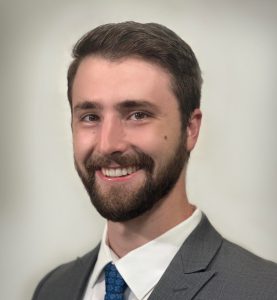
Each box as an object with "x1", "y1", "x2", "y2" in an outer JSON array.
[
  {"x1": 69, "y1": 244, "x2": 100, "y2": 300},
  {"x1": 69, "y1": 214, "x2": 222, "y2": 300},
  {"x1": 148, "y1": 214, "x2": 223, "y2": 300}
]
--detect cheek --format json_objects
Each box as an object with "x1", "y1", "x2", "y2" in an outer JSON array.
[
  {"x1": 148, "y1": 130, "x2": 185, "y2": 163},
  {"x1": 129, "y1": 129, "x2": 174, "y2": 159},
  {"x1": 73, "y1": 130, "x2": 96, "y2": 161}
]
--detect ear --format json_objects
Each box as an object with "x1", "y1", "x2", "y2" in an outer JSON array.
[{"x1": 186, "y1": 109, "x2": 202, "y2": 151}]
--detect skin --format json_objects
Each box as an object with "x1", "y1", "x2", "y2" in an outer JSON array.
[{"x1": 72, "y1": 56, "x2": 202, "y2": 257}]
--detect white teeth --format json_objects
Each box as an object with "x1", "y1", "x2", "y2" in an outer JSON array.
[
  {"x1": 109, "y1": 169, "x2": 116, "y2": 177},
  {"x1": 115, "y1": 169, "x2": 121, "y2": 177},
  {"x1": 101, "y1": 167, "x2": 137, "y2": 177}
]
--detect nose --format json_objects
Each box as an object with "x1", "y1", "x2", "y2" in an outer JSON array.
[{"x1": 97, "y1": 115, "x2": 128, "y2": 155}]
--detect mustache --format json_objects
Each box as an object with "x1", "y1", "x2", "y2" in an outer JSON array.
[{"x1": 85, "y1": 150, "x2": 154, "y2": 172}]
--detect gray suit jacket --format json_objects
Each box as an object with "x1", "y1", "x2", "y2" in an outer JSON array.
[{"x1": 32, "y1": 215, "x2": 277, "y2": 299}]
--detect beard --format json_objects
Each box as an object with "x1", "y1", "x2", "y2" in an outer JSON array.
[{"x1": 74, "y1": 135, "x2": 189, "y2": 222}]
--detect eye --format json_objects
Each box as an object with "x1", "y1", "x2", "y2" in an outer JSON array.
[
  {"x1": 81, "y1": 114, "x2": 100, "y2": 122},
  {"x1": 129, "y1": 111, "x2": 149, "y2": 121}
]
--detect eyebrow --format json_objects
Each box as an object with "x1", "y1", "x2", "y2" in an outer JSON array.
[
  {"x1": 115, "y1": 100, "x2": 160, "y2": 112},
  {"x1": 73, "y1": 99, "x2": 160, "y2": 113},
  {"x1": 73, "y1": 101, "x2": 103, "y2": 113}
]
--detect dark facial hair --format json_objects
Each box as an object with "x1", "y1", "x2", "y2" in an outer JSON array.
[{"x1": 75, "y1": 136, "x2": 189, "y2": 222}]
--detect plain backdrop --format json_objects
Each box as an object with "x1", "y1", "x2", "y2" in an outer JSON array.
[{"x1": 1, "y1": 0, "x2": 276, "y2": 299}]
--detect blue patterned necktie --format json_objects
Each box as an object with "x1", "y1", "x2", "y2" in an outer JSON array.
[{"x1": 104, "y1": 262, "x2": 127, "y2": 300}]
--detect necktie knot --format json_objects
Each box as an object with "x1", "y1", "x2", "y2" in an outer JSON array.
[{"x1": 104, "y1": 262, "x2": 127, "y2": 300}]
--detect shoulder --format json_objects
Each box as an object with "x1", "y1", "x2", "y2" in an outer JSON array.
[
  {"x1": 32, "y1": 244, "x2": 100, "y2": 300},
  {"x1": 215, "y1": 238, "x2": 277, "y2": 277},
  {"x1": 209, "y1": 237, "x2": 277, "y2": 298},
  {"x1": 182, "y1": 214, "x2": 277, "y2": 299},
  {"x1": 219, "y1": 238, "x2": 277, "y2": 270},
  {"x1": 193, "y1": 214, "x2": 277, "y2": 276}
]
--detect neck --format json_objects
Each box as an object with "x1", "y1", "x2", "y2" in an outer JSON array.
[{"x1": 106, "y1": 174, "x2": 194, "y2": 258}]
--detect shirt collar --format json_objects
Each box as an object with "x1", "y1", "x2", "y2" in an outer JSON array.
[
  {"x1": 89, "y1": 225, "x2": 112, "y2": 285},
  {"x1": 91, "y1": 208, "x2": 202, "y2": 299}
]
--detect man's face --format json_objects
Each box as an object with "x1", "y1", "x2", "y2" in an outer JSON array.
[{"x1": 71, "y1": 56, "x2": 189, "y2": 222}]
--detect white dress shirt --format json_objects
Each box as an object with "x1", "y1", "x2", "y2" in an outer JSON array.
[{"x1": 83, "y1": 208, "x2": 202, "y2": 300}]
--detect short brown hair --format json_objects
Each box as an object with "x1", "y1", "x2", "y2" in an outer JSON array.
[{"x1": 67, "y1": 21, "x2": 202, "y2": 128}]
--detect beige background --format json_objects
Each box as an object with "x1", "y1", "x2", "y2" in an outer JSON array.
[{"x1": 1, "y1": 0, "x2": 276, "y2": 299}]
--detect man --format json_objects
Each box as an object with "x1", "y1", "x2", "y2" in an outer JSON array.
[{"x1": 33, "y1": 22, "x2": 277, "y2": 300}]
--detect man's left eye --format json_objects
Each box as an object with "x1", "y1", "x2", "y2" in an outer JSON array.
[{"x1": 129, "y1": 112, "x2": 149, "y2": 120}]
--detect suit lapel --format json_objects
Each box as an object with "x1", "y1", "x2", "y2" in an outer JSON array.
[
  {"x1": 149, "y1": 215, "x2": 222, "y2": 300},
  {"x1": 64, "y1": 244, "x2": 100, "y2": 300}
]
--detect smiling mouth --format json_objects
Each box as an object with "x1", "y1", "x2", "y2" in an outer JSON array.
[{"x1": 101, "y1": 167, "x2": 139, "y2": 177}]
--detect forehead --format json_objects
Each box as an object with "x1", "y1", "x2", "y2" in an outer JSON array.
[{"x1": 72, "y1": 56, "x2": 178, "y2": 111}]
